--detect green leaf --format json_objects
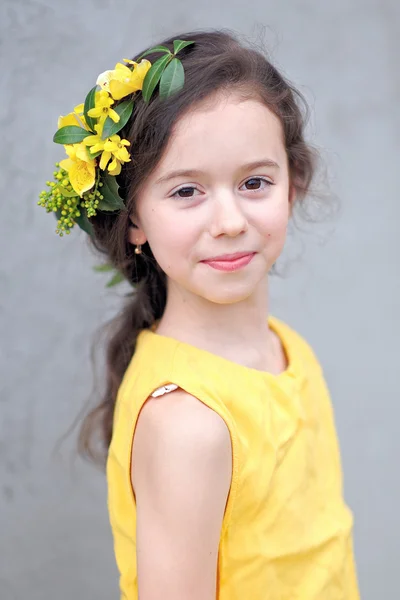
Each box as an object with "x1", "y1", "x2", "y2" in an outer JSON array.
[
  {"x1": 84, "y1": 86, "x2": 98, "y2": 132},
  {"x1": 53, "y1": 126, "x2": 91, "y2": 145},
  {"x1": 58, "y1": 185, "x2": 78, "y2": 198},
  {"x1": 106, "y1": 271, "x2": 125, "y2": 288},
  {"x1": 142, "y1": 54, "x2": 171, "y2": 102},
  {"x1": 93, "y1": 263, "x2": 115, "y2": 272},
  {"x1": 159, "y1": 58, "x2": 185, "y2": 100},
  {"x1": 75, "y1": 211, "x2": 94, "y2": 237},
  {"x1": 137, "y1": 45, "x2": 172, "y2": 60},
  {"x1": 101, "y1": 99, "x2": 134, "y2": 140},
  {"x1": 98, "y1": 174, "x2": 126, "y2": 212},
  {"x1": 173, "y1": 40, "x2": 194, "y2": 54}
]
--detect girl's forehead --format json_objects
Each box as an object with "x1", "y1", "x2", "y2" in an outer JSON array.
[
  {"x1": 175, "y1": 95, "x2": 281, "y2": 138},
  {"x1": 158, "y1": 97, "x2": 286, "y2": 173}
]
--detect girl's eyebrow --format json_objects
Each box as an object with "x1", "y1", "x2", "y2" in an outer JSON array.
[{"x1": 154, "y1": 159, "x2": 280, "y2": 186}]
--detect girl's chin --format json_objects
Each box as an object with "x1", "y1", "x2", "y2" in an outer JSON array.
[{"x1": 194, "y1": 281, "x2": 264, "y2": 305}]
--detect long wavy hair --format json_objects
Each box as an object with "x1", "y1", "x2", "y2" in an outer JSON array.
[{"x1": 78, "y1": 29, "x2": 319, "y2": 465}]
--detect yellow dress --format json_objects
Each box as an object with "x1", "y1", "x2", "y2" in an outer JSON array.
[{"x1": 106, "y1": 316, "x2": 360, "y2": 599}]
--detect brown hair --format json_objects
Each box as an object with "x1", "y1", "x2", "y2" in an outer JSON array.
[{"x1": 78, "y1": 29, "x2": 318, "y2": 464}]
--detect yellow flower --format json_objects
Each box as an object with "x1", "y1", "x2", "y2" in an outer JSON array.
[
  {"x1": 103, "y1": 136, "x2": 130, "y2": 162},
  {"x1": 58, "y1": 103, "x2": 89, "y2": 130},
  {"x1": 59, "y1": 143, "x2": 96, "y2": 197},
  {"x1": 96, "y1": 59, "x2": 151, "y2": 101},
  {"x1": 82, "y1": 124, "x2": 105, "y2": 155},
  {"x1": 83, "y1": 129, "x2": 131, "y2": 175},
  {"x1": 87, "y1": 90, "x2": 120, "y2": 126},
  {"x1": 100, "y1": 135, "x2": 131, "y2": 175}
]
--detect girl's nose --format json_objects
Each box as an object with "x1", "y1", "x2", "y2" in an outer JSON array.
[{"x1": 209, "y1": 193, "x2": 248, "y2": 238}]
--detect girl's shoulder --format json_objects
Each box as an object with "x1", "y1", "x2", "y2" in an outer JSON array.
[{"x1": 133, "y1": 386, "x2": 231, "y2": 462}]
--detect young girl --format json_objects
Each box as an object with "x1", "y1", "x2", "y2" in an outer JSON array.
[{"x1": 41, "y1": 29, "x2": 359, "y2": 600}]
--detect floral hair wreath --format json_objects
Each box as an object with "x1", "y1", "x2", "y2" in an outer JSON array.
[{"x1": 38, "y1": 39, "x2": 194, "y2": 246}]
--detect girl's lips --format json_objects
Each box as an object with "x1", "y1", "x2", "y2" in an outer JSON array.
[{"x1": 201, "y1": 252, "x2": 256, "y2": 272}]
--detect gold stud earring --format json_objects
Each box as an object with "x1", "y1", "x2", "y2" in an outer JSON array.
[{"x1": 135, "y1": 244, "x2": 142, "y2": 255}]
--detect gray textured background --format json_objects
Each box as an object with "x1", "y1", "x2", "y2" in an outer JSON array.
[{"x1": 1, "y1": 0, "x2": 399, "y2": 598}]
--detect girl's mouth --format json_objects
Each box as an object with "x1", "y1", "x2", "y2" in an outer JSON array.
[{"x1": 201, "y1": 252, "x2": 256, "y2": 272}]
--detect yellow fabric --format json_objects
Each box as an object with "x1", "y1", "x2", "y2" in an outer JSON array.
[{"x1": 107, "y1": 316, "x2": 360, "y2": 599}]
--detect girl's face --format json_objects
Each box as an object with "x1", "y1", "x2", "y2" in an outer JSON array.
[{"x1": 130, "y1": 93, "x2": 294, "y2": 305}]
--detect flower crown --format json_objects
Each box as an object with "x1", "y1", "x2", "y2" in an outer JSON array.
[{"x1": 38, "y1": 40, "x2": 194, "y2": 238}]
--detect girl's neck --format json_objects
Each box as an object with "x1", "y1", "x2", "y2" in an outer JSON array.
[{"x1": 154, "y1": 277, "x2": 285, "y2": 373}]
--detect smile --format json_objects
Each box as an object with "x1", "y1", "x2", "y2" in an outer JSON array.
[{"x1": 201, "y1": 252, "x2": 256, "y2": 272}]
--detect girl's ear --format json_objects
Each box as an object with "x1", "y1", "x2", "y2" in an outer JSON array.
[{"x1": 128, "y1": 216, "x2": 147, "y2": 246}]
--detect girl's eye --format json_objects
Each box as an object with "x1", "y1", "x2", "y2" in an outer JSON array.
[
  {"x1": 171, "y1": 178, "x2": 273, "y2": 199},
  {"x1": 241, "y1": 177, "x2": 273, "y2": 192},
  {"x1": 171, "y1": 186, "x2": 200, "y2": 199}
]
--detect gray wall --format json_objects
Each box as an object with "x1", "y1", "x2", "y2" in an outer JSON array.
[{"x1": 1, "y1": 0, "x2": 399, "y2": 598}]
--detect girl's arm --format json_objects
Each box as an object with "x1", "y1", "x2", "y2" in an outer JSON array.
[{"x1": 131, "y1": 389, "x2": 232, "y2": 600}]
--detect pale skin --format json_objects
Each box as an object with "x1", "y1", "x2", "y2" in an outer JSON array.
[{"x1": 129, "y1": 91, "x2": 295, "y2": 599}]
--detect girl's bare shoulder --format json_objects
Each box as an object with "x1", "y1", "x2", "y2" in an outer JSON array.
[{"x1": 132, "y1": 387, "x2": 232, "y2": 477}]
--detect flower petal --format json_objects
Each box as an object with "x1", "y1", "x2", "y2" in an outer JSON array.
[
  {"x1": 108, "y1": 160, "x2": 122, "y2": 176},
  {"x1": 114, "y1": 63, "x2": 132, "y2": 75},
  {"x1": 59, "y1": 158, "x2": 73, "y2": 172},
  {"x1": 58, "y1": 112, "x2": 81, "y2": 129},
  {"x1": 109, "y1": 80, "x2": 133, "y2": 101},
  {"x1": 82, "y1": 134, "x2": 101, "y2": 147},
  {"x1": 87, "y1": 107, "x2": 102, "y2": 118},
  {"x1": 99, "y1": 151, "x2": 112, "y2": 171},
  {"x1": 63, "y1": 145, "x2": 76, "y2": 160},
  {"x1": 75, "y1": 142, "x2": 92, "y2": 163},
  {"x1": 109, "y1": 108, "x2": 120, "y2": 123},
  {"x1": 99, "y1": 89, "x2": 112, "y2": 102},
  {"x1": 69, "y1": 160, "x2": 96, "y2": 196},
  {"x1": 128, "y1": 59, "x2": 152, "y2": 92},
  {"x1": 104, "y1": 139, "x2": 118, "y2": 152},
  {"x1": 136, "y1": 59, "x2": 152, "y2": 78},
  {"x1": 108, "y1": 157, "x2": 118, "y2": 170},
  {"x1": 96, "y1": 70, "x2": 113, "y2": 92},
  {"x1": 117, "y1": 146, "x2": 131, "y2": 162},
  {"x1": 90, "y1": 142, "x2": 105, "y2": 153}
]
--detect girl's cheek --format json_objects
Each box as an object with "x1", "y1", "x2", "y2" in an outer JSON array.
[{"x1": 264, "y1": 203, "x2": 290, "y2": 234}]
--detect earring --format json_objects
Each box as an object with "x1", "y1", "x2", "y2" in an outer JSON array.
[{"x1": 135, "y1": 244, "x2": 142, "y2": 255}]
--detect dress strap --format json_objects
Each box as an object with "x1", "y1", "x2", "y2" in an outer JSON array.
[{"x1": 150, "y1": 383, "x2": 179, "y2": 398}]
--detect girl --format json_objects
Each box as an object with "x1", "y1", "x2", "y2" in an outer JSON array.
[{"x1": 44, "y1": 29, "x2": 360, "y2": 600}]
